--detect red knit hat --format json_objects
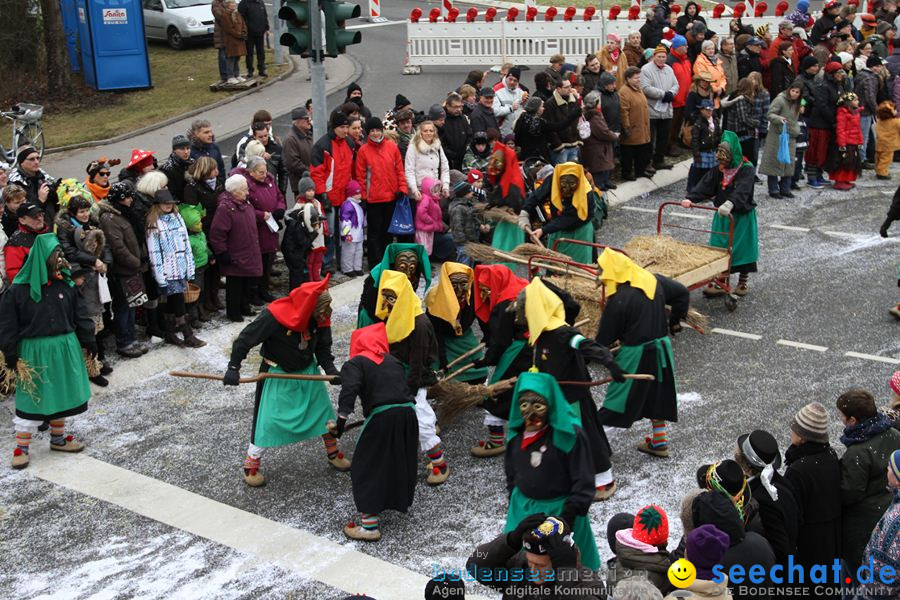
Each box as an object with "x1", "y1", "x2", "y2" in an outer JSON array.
[
  {"x1": 825, "y1": 61, "x2": 843, "y2": 73},
  {"x1": 467, "y1": 169, "x2": 483, "y2": 184},
  {"x1": 890, "y1": 371, "x2": 900, "y2": 396},
  {"x1": 127, "y1": 149, "x2": 155, "y2": 171},
  {"x1": 632, "y1": 504, "x2": 669, "y2": 546}
]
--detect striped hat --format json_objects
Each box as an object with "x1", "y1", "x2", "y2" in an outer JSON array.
[
  {"x1": 890, "y1": 449, "x2": 900, "y2": 483},
  {"x1": 791, "y1": 401, "x2": 830, "y2": 444},
  {"x1": 890, "y1": 371, "x2": 900, "y2": 396}
]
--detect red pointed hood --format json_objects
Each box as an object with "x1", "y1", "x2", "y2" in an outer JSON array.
[
  {"x1": 267, "y1": 274, "x2": 331, "y2": 332},
  {"x1": 474, "y1": 264, "x2": 528, "y2": 321},
  {"x1": 487, "y1": 142, "x2": 525, "y2": 198},
  {"x1": 350, "y1": 323, "x2": 389, "y2": 364}
]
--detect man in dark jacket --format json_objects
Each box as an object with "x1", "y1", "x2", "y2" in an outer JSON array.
[
  {"x1": 4, "y1": 201, "x2": 49, "y2": 282},
  {"x1": 854, "y1": 56, "x2": 884, "y2": 167},
  {"x1": 248, "y1": 121, "x2": 287, "y2": 194},
  {"x1": 159, "y1": 135, "x2": 194, "y2": 202},
  {"x1": 438, "y1": 92, "x2": 472, "y2": 171},
  {"x1": 344, "y1": 82, "x2": 373, "y2": 120},
  {"x1": 282, "y1": 107, "x2": 314, "y2": 198},
  {"x1": 598, "y1": 72, "x2": 622, "y2": 133},
  {"x1": 805, "y1": 62, "x2": 845, "y2": 188},
  {"x1": 189, "y1": 119, "x2": 226, "y2": 186},
  {"x1": 237, "y1": 0, "x2": 268, "y2": 77},
  {"x1": 810, "y1": 0, "x2": 841, "y2": 45},
  {"x1": 737, "y1": 37, "x2": 765, "y2": 79},
  {"x1": 469, "y1": 87, "x2": 499, "y2": 134},
  {"x1": 7, "y1": 146, "x2": 58, "y2": 222},
  {"x1": 542, "y1": 78, "x2": 583, "y2": 164}
]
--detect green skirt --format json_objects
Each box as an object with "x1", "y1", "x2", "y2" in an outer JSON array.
[
  {"x1": 600, "y1": 336, "x2": 678, "y2": 427},
  {"x1": 504, "y1": 487, "x2": 600, "y2": 571},
  {"x1": 252, "y1": 363, "x2": 335, "y2": 447},
  {"x1": 710, "y1": 209, "x2": 759, "y2": 271},
  {"x1": 16, "y1": 333, "x2": 90, "y2": 420},
  {"x1": 492, "y1": 221, "x2": 525, "y2": 269},
  {"x1": 443, "y1": 328, "x2": 489, "y2": 382},
  {"x1": 546, "y1": 220, "x2": 594, "y2": 265}
]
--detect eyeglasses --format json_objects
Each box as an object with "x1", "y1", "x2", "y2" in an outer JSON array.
[
  {"x1": 98, "y1": 171, "x2": 111, "y2": 177},
  {"x1": 24, "y1": 155, "x2": 39, "y2": 162}
]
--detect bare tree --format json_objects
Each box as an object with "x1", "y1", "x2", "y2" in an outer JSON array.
[{"x1": 38, "y1": 0, "x2": 71, "y2": 94}]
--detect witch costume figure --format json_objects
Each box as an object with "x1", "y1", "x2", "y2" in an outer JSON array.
[
  {"x1": 596, "y1": 248, "x2": 687, "y2": 459},
  {"x1": 0, "y1": 233, "x2": 95, "y2": 469},
  {"x1": 357, "y1": 242, "x2": 431, "y2": 328},
  {"x1": 376, "y1": 269, "x2": 450, "y2": 485},
  {"x1": 469, "y1": 264, "x2": 531, "y2": 458},
  {"x1": 519, "y1": 162, "x2": 602, "y2": 265},
  {"x1": 334, "y1": 323, "x2": 418, "y2": 542},
  {"x1": 684, "y1": 130, "x2": 759, "y2": 297},
  {"x1": 224, "y1": 275, "x2": 346, "y2": 487},
  {"x1": 425, "y1": 262, "x2": 488, "y2": 384},
  {"x1": 519, "y1": 277, "x2": 625, "y2": 501},
  {"x1": 504, "y1": 371, "x2": 601, "y2": 570},
  {"x1": 485, "y1": 143, "x2": 526, "y2": 260}
]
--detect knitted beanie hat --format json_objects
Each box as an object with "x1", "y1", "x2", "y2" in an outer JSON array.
[
  {"x1": 345, "y1": 179, "x2": 362, "y2": 197},
  {"x1": 890, "y1": 449, "x2": 900, "y2": 483},
  {"x1": 791, "y1": 401, "x2": 830, "y2": 444},
  {"x1": 686, "y1": 524, "x2": 730, "y2": 580},
  {"x1": 632, "y1": 504, "x2": 669, "y2": 547},
  {"x1": 298, "y1": 174, "x2": 316, "y2": 195}
]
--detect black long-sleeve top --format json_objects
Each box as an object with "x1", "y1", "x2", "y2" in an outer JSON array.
[
  {"x1": 0, "y1": 280, "x2": 95, "y2": 356},
  {"x1": 685, "y1": 164, "x2": 756, "y2": 213},
  {"x1": 484, "y1": 179, "x2": 524, "y2": 213},
  {"x1": 533, "y1": 325, "x2": 615, "y2": 405},
  {"x1": 596, "y1": 275, "x2": 689, "y2": 346},
  {"x1": 228, "y1": 308, "x2": 337, "y2": 375},
  {"x1": 522, "y1": 178, "x2": 595, "y2": 235},
  {"x1": 337, "y1": 354, "x2": 413, "y2": 418},
  {"x1": 481, "y1": 300, "x2": 529, "y2": 367},
  {"x1": 506, "y1": 425, "x2": 596, "y2": 523},
  {"x1": 389, "y1": 313, "x2": 440, "y2": 390},
  {"x1": 427, "y1": 298, "x2": 480, "y2": 368}
]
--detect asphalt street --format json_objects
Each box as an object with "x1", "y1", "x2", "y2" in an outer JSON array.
[{"x1": 2, "y1": 162, "x2": 898, "y2": 598}]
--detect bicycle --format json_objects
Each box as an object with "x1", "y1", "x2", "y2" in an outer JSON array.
[{"x1": 0, "y1": 103, "x2": 45, "y2": 165}]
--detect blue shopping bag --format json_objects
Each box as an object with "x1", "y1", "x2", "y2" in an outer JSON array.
[
  {"x1": 388, "y1": 195, "x2": 415, "y2": 235},
  {"x1": 777, "y1": 126, "x2": 792, "y2": 165}
]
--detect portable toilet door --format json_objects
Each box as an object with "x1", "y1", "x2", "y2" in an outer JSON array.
[
  {"x1": 77, "y1": 0, "x2": 152, "y2": 90},
  {"x1": 60, "y1": 0, "x2": 82, "y2": 72}
]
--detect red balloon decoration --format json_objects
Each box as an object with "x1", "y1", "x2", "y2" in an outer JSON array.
[
  {"x1": 754, "y1": 2, "x2": 767, "y2": 17},
  {"x1": 526, "y1": 6, "x2": 538, "y2": 21},
  {"x1": 506, "y1": 6, "x2": 518, "y2": 20},
  {"x1": 583, "y1": 6, "x2": 596, "y2": 20},
  {"x1": 466, "y1": 7, "x2": 477, "y2": 22},
  {"x1": 712, "y1": 3, "x2": 726, "y2": 18},
  {"x1": 485, "y1": 7, "x2": 497, "y2": 21},
  {"x1": 627, "y1": 4, "x2": 641, "y2": 19},
  {"x1": 733, "y1": 3, "x2": 746, "y2": 17},
  {"x1": 544, "y1": 6, "x2": 558, "y2": 20},
  {"x1": 446, "y1": 7, "x2": 459, "y2": 22},
  {"x1": 428, "y1": 7, "x2": 441, "y2": 22},
  {"x1": 775, "y1": 1, "x2": 789, "y2": 16}
]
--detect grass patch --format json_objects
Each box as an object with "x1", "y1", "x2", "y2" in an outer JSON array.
[{"x1": 8, "y1": 43, "x2": 289, "y2": 150}]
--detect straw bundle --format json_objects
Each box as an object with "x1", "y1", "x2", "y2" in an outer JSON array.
[
  {"x1": 624, "y1": 235, "x2": 727, "y2": 278},
  {"x1": 685, "y1": 308, "x2": 710, "y2": 333},
  {"x1": 0, "y1": 353, "x2": 44, "y2": 399},
  {"x1": 430, "y1": 377, "x2": 517, "y2": 425},
  {"x1": 464, "y1": 242, "x2": 501, "y2": 264},
  {"x1": 82, "y1": 349, "x2": 103, "y2": 378},
  {"x1": 545, "y1": 275, "x2": 604, "y2": 336},
  {"x1": 511, "y1": 243, "x2": 571, "y2": 262},
  {"x1": 483, "y1": 207, "x2": 519, "y2": 225}
]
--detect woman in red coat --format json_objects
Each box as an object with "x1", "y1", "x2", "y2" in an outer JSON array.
[
  {"x1": 828, "y1": 92, "x2": 864, "y2": 190},
  {"x1": 237, "y1": 155, "x2": 285, "y2": 301}
]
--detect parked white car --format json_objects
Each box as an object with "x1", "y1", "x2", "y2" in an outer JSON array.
[{"x1": 142, "y1": 0, "x2": 215, "y2": 50}]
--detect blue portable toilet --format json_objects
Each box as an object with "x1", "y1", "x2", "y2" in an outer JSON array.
[
  {"x1": 76, "y1": 0, "x2": 152, "y2": 90},
  {"x1": 60, "y1": 0, "x2": 82, "y2": 72}
]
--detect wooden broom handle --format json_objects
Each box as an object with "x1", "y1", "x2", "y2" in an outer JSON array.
[
  {"x1": 557, "y1": 373, "x2": 656, "y2": 386},
  {"x1": 169, "y1": 370, "x2": 337, "y2": 384},
  {"x1": 444, "y1": 343, "x2": 486, "y2": 371}
]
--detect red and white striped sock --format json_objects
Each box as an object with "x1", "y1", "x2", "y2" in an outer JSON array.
[
  {"x1": 427, "y1": 444, "x2": 446, "y2": 470},
  {"x1": 15, "y1": 431, "x2": 32, "y2": 455},
  {"x1": 49, "y1": 419, "x2": 66, "y2": 446},
  {"x1": 243, "y1": 455, "x2": 261, "y2": 475},
  {"x1": 322, "y1": 433, "x2": 341, "y2": 459},
  {"x1": 360, "y1": 513, "x2": 379, "y2": 531},
  {"x1": 650, "y1": 420, "x2": 668, "y2": 449}
]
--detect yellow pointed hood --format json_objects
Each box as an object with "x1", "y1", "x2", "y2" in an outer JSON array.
[
  {"x1": 551, "y1": 162, "x2": 591, "y2": 221},
  {"x1": 525, "y1": 277, "x2": 568, "y2": 345},
  {"x1": 425, "y1": 262, "x2": 473, "y2": 336},
  {"x1": 597, "y1": 248, "x2": 657, "y2": 300},
  {"x1": 376, "y1": 269, "x2": 424, "y2": 343}
]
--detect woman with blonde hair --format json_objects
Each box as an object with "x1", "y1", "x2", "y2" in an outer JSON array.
[
  {"x1": 404, "y1": 120, "x2": 450, "y2": 200},
  {"x1": 146, "y1": 188, "x2": 204, "y2": 347}
]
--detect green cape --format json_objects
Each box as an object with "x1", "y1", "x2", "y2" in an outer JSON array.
[
  {"x1": 507, "y1": 371, "x2": 579, "y2": 453},
  {"x1": 369, "y1": 243, "x2": 432, "y2": 292},
  {"x1": 12, "y1": 233, "x2": 72, "y2": 303}
]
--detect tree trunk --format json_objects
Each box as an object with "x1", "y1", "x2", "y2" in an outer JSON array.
[{"x1": 39, "y1": 0, "x2": 71, "y2": 94}]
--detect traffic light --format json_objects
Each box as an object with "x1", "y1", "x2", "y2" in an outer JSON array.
[
  {"x1": 279, "y1": 0, "x2": 311, "y2": 57},
  {"x1": 322, "y1": 0, "x2": 361, "y2": 57}
]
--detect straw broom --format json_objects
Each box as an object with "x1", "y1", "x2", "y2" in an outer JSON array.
[
  {"x1": 0, "y1": 352, "x2": 44, "y2": 399},
  {"x1": 482, "y1": 207, "x2": 520, "y2": 224},
  {"x1": 511, "y1": 243, "x2": 571, "y2": 262},
  {"x1": 431, "y1": 376, "x2": 518, "y2": 425}
]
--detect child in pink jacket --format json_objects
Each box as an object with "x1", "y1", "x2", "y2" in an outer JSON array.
[{"x1": 414, "y1": 176, "x2": 444, "y2": 255}]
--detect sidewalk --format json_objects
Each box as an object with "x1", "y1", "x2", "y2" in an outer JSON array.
[{"x1": 42, "y1": 55, "x2": 360, "y2": 178}]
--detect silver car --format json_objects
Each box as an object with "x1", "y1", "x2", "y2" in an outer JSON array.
[{"x1": 142, "y1": 0, "x2": 215, "y2": 50}]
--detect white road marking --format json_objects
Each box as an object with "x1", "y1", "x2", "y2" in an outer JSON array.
[
  {"x1": 844, "y1": 351, "x2": 900, "y2": 365},
  {"x1": 710, "y1": 328, "x2": 762, "y2": 340},
  {"x1": 776, "y1": 339, "x2": 828, "y2": 352},
  {"x1": 347, "y1": 20, "x2": 406, "y2": 29},
  {"x1": 769, "y1": 224, "x2": 811, "y2": 232},
  {"x1": 621, "y1": 206, "x2": 656, "y2": 214},
  {"x1": 26, "y1": 451, "x2": 491, "y2": 600}
]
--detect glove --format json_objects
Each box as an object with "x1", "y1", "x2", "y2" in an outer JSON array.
[
  {"x1": 329, "y1": 374, "x2": 342, "y2": 386},
  {"x1": 471, "y1": 357, "x2": 488, "y2": 370},
  {"x1": 517, "y1": 210, "x2": 530, "y2": 231},
  {"x1": 545, "y1": 532, "x2": 578, "y2": 569},
  {"x1": 223, "y1": 364, "x2": 241, "y2": 386},
  {"x1": 881, "y1": 218, "x2": 892, "y2": 238},
  {"x1": 717, "y1": 200, "x2": 734, "y2": 217},
  {"x1": 606, "y1": 361, "x2": 627, "y2": 383},
  {"x1": 217, "y1": 252, "x2": 232, "y2": 265},
  {"x1": 507, "y1": 512, "x2": 548, "y2": 550},
  {"x1": 4, "y1": 353, "x2": 17, "y2": 370},
  {"x1": 670, "y1": 322, "x2": 683, "y2": 336},
  {"x1": 662, "y1": 91, "x2": 674, "y2": 103},
  {"x1": 334, "y1": 416, "x2": 347, "y2": 439},
  {"x1": 82, "y1": 340, "x2": 98, "y2": 358},
  {"x1": 272, "y1": 209, "x2": 285, "y2": 221}
]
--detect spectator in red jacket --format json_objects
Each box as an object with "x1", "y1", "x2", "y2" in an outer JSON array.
[
  {"x1": 668, "y1": 35, "x2": 694, "y2": 154},
  {"x1": 355, "y1": 117, "x2": 409, "y2": 266},
  {"x1": 4, "y1": 201, "x2": 50, "y2": 282},
  {"x1": 762, "y1": 20, "x2": 808, "y2": 80},
  {"x1": 311, "y1": 112, "x2": 353, "y2": 273}
]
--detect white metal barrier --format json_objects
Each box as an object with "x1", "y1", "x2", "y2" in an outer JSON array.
[{"x1": 406, "y1": 16, "x2": 796, "y2": 68}]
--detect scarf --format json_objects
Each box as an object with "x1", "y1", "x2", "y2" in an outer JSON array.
[
  {"x1": 840, "y1": 413, "x2": 895, "y2": 447},
  {"x1": 350, "y1": 323, "x2": 389, "y2": 365},
  {"x1": 550, "y1": 162, "x2": 591, "y2": 221},
  {"x1": 507, "y1": 372, "x2": 579, "y2": 453},
  {"x1": 84, "y1": 178, "x2": 109, "y2": 201},
  {"x1": 718, "y1": 130, "x2": 751, "y2": 188},
  {"x1": 12, "y1": 233, "x2": 72, "y2": 302},
  {"x1": 425, "y1": 262, "x2": 473, "y2": 335},
  {"x1": 267, "y1": 274, "x2": 330, "y2": 333},
  {"x1": 524, "y1": 277, "x2": 567, "y2": 346},
  {"x1": 375, "y1": 269, "x2": 424, "y2": 344},
  {"x1": 597, "y1": 248, "x2": 658, "y2": 300},
  {"x1": 610, "y1": 47, "x2": 621, "y2": 63}
]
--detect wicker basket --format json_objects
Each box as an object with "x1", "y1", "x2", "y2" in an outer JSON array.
[{"x1": 184, "y1": 282, "x2": 201, "y2": 303}]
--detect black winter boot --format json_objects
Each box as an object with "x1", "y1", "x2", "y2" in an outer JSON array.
[
  {"x1": 177, "y1": 316, "x2": 206, "y2": 348},
  {"x1": 144, "y1": 307, "x2": 166, "y2": 340},
  {"x1": 163, "y1": 314, "x2": 185, "y2": 347}
]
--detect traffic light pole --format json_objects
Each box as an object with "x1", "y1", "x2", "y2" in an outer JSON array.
[{"x1": 310, "y1": 1, "x2": 328, "y2": 138}]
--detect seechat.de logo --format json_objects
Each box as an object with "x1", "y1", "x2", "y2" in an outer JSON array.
[{"x1": 668, "y1": 558, "x2": 698, "y2": 589}]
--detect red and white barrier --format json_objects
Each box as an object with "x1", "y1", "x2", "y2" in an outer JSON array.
[{"x1": 367, "y1": 0, "x2": 387, "y2": 23}]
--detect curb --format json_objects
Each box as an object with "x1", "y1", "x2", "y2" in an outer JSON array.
[
  {"x1": 45, "y1": 56, "x2": 300, "y2": 155},
  {"x1": 606, "y1": 158, "x2": 692, "y2": 207}
]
